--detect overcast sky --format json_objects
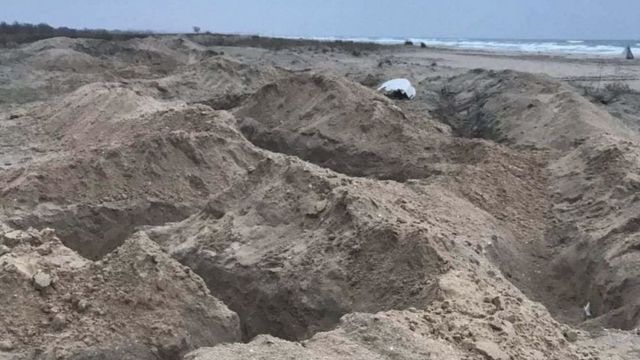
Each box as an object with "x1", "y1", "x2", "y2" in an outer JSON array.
[{"x1": 2, "y1": 0, "x2": 639, "y2": 40}]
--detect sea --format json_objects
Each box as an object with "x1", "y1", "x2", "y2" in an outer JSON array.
[{"x1": 295, "y1": 36, "x2": 639, "y2": 56}]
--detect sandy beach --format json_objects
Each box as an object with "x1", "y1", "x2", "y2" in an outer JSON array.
[
  {"x1": 217, "y1": 38, "x2": 640, "y2": 87},
  {"x1": 2, "y1": 34, "x2": 640, "y2": 359}
]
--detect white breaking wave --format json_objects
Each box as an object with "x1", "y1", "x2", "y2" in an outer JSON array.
[
  {"x1": 409, "y1": 39, "x2": 623, "y2": 55},
  {"x1": 285, "y1": 35, "x2": 632, "y2": 56}
]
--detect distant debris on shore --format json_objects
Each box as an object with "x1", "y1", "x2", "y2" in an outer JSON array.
[
  {"x1": 625, "y1": 46, "x2": 634, "y2": 60},
  {"x1": 404, "y1": 40, "x2": 428, "y2": 48}
]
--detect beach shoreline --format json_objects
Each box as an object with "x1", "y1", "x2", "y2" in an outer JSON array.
[{"x1": 187, "y1": 33, "x2": 640, "y2": 90}]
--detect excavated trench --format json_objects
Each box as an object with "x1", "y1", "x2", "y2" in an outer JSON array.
[
  {"x1": 19, "y1": 116, "x2": 632, "y2": 344},
  {"x1": 147, "y1": 188, "x2": 450, "y2": 342},
  {"x1": 487, "y1": 198, "x2": 640, "y2": 331},
  {"x1": 431, "y1": 99, "x2": 588, "y2": 327},
  {"x1": 427, "y1": 81, "x2": 640, "y2": 331},
  {"x1": 3, "y1": 58, "x2": 637, "y2": 357},
  {"x1": 8, "y1": 200, "x2": 192, "y2": 260},
  {"x1": 182, "y1": 75, "x2": 639, "y2": 342}
]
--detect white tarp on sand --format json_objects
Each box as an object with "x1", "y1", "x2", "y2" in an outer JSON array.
[{"x1": 377, "y1": 78, "x2": 416, "y2": 99}]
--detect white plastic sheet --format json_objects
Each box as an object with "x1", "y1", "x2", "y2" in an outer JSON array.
[{"x1": 377, "y1": 78, "x2": 416, "y2": 99}]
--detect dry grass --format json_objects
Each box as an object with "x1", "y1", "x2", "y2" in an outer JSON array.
[
  {"x1": 189, "y1": 33, "x2": 385, "y2": 52},
  {"x1": 582, "y1": 81, "x2": 636, "y2": 104}
]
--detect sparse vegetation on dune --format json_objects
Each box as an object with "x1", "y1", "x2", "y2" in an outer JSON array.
[
  {"x1": 0, "y1": 22, "x2": 388, "y2": 55},
  {"x1": 0, "y1": 21, "x2": 153, "y2": 47},
  {"x1": 580, "y1": 81, "x2": 637, "y2": 104},
  {"x1": 188, "y1": 33, "x2": 384, "y2": 52}
]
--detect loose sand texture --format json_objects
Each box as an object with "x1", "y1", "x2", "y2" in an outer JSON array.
[{"x1": 1, "y1": 34, "x2": 640, "y2": 359}]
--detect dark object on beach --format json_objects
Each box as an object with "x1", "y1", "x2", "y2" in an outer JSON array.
[
  {"x1": 624, "y1": 46, "x2": 634, "y2": 60},
  {"x1": 360, "y1": 74, "x2": 382, "y2": 87},
  {"x1": 420, "y1": 42, "x2": 427, "y2": 48},
  {"x1": 384, "y1": 90, "x2": 412, "y2": 100},
  {"x1": 377, "y1": 58, "x2": 392, "y2": 68},
  {"x1": 404, "y1": 40, "x2": 413, "y2": 46}
]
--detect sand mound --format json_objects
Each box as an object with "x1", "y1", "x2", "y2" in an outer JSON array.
[
  {"x1": 2, "y1": 95, "x2": 262, "y2": 258},
  {"x1": 235, "y1": 73, "x2": 451, "y2": 180},
  {"x1": 586, "y1": 88, "x2": 640, "y2": 133},
  {"x1": 65, "y1": 104, "x2": 255, "y2": 199},
  {"x1": 234, "y1": 73, "x2": 546, "y2": 185},
  {"x1": 149, "y1": 155, "x2": 448, "y2": 340},
  {"x1": 27, "y1": 48, "x2": 105, "y2": 73},
  {"x1": 147, "y1": 150, "x2": 558, "y2": 342},
  {"x1": 0, "y1": 225, "x2": 240, "y2": 359},
  {"x1": 0, "y1": 40, "x2": 115, "y2": 106},
  {"x1": 431, "y1": 69, "x2": 637, "y2": 151},
  {"x1": 154, "y1": 56, "x2": 285, "y2": 109},
  {"x1": 187, "y1": 271, "x2": 588, "y2": 360},
  {"x1": 19, "y1": 37, "x2": 79, "y2": 53},
  {"x1": 39, "y1": 82, "x2": 174, "y2": 146},
  {"x1": 68, "y1": 37, "x2": 186, "y2": 78}
]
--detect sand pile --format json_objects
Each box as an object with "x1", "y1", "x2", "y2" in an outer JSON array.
[
  {"x1": 235, "y1": 73, "x2": 452, "y2": 180},
  {"x1": 39, "y1": 82, "x2": 174, "y2": 145},
  {"x1": 5, "y1": 37, "x2": 192, "y2": 100},
  {"x1": 0, "y1": 41, "x2": 107, "y2": 106},
  {"x1": 0, "y1": 225, "x2": 240, "y2": 359},
  {"x1": 149, "y1": 154, "x2": 462, "y2": 340},
  {"x1": 430, "y1": 69, "x2": 637, "y2": 151},
  {"x1": 585, "y1": 86, "x2": 640, "y2": 133},
  {"x1": 26, "y1": 48, "x2": 105, "y2": 73},
  {"x1": 234, "y1": 72, "x2": 544, "y2": 183},
  {"x1": 154, "y1": 56, "x2": 285, "y2": 109},
  {"x1": 147, "y1": 145, "x2": 571, "y2": 352},
  {"x1": 71, "y1": 37, "x2": 188, "y2": 78},
  {"x1": 18, "y1": 37, "x2": 80, "y2": 53},
  {"x1": 33, "y1": 89, "x2": 260, "y2": 204},
  {"x1": 233, "y1": 72, "x2": 551, "y2": 266},
  {"x1": 187, "y1": 270, "x2": 593, "y2": 360},
  {"x1": 1, "y1": 85, "x2": 262, "y2": 258},
  {"x1": 423, "y1": 140, "x2": 551, "y2": 297}
]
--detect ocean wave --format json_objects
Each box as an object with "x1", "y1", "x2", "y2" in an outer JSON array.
[
  {"x1": 407, "y1": 39, "x2": 624, "y2": 55},
  {"x1": 290, "y1": 35, "x2": 630, "y2": 56}
]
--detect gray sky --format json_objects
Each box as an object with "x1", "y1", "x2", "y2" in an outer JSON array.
[{"x1": 2, "y1": 0, "x2": 639, "y2": 40}]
